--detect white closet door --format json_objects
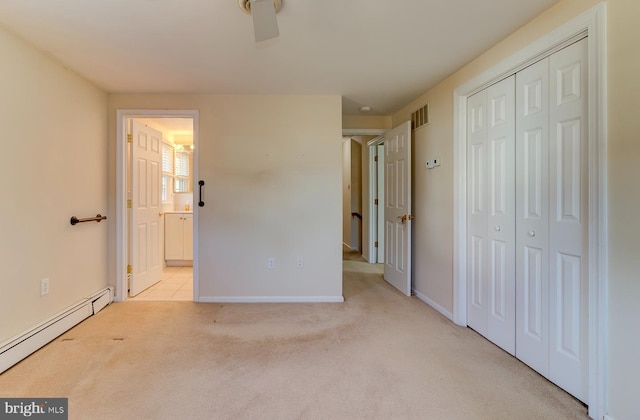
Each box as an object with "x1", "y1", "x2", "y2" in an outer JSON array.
[
  {"x1": 467, "y1": 88, "x2": 489, "y2": 338},
  {"x1": 486, "y1": 77, "x2": 516, "y2": 354},
  {"x1": 468, "y1": 38, "x2": 588, "y2": 403},
  {"x1": 515, "y1": 57, "x2": 551, "y2": 376},
  {"x1": 548, "y1": 38, "x2": 589, "y2": 402},
  {"x1": 467, "y1": 76, "x2": 516, "y2": 354}
]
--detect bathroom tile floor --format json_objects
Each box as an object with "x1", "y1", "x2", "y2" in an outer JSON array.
[{"x1": 130, "y1": 266, "x2": 193, "y2": 301}]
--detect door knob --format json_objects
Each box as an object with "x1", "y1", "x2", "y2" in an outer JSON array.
[
  {"x1": 159, "y1": 212, "x2": 164, "y2": 216},
  {"x1": 529, "y1": 230, "x2": 536, "y2": 237},
  {"x1": 397, "y1": 215, "x2": 414, "y2": 224},
  {"x1": 495, "y1": 225, "x2": 501, "y2": 232}
]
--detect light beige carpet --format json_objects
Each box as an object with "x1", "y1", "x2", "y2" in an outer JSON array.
[{"x1": 0, "y1": 257, "x2": 587, "y2": 419}]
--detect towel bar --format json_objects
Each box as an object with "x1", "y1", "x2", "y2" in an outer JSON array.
[{"x1": 70, "y1": 214, "x2": 107, "y2": 226}]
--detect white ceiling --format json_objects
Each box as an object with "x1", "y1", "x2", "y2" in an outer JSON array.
[{"x1": 0, "y1": 0, "x2": 559, "y2": 115}]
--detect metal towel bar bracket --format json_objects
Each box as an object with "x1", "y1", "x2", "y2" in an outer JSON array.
[{"x1": 70, "y1": 214, "x2": 107, "y2": 226}]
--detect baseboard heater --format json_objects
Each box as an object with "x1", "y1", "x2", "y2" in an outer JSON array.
[{"x1": 0, "y1": 287, "x2": 113, "y2": 374}]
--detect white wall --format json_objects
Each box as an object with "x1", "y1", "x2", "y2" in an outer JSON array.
[
  {"x1": 0, "y1": 25, "x2": 108, "y2": 343},
  {"x1": 108, "y1": 94, "x2": 343, "y2": 301},
  {"x1": 391, "y1": 0, "x2": 640, "y2": 418},
  {"x1": 606, "y1": 1, "x2": 640, "y2": 418}
]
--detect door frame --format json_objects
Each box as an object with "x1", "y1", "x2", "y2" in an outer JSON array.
[
  {"x1": 367, "y1": 135, "x2": 384, "y2": 263},
  {"x1": 342, "y1": 128, "x2": 386, "y2": 263},
  {"x1": 116, "y1": 109, "x2": 200, "y2": 302},
  {"x1": 452, "y1": 4, "x2": 606, "y2": 419}
]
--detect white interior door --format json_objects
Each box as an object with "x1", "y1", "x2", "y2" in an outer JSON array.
[
  {"x1": 515, "y1": 56, "x2": 551, "y2": 376},
  {"x1": 467, "y1": 38, "x2": 588, "y2": 403},
  {"x1": 466, "y1": 76, "x2": 516, "y2": 354},
  {"x1": 376, "y1": 144, "x2": 385, "y2": 263},
  {"x1": 383, "y1": 121, "x2": 412, "y2": 296},
  {"x1": 130, "y1": 120, "x2": 163, "y2": 296},
  {"x1": 547, "y1": 38, "x2": 588, "y2": 402},
  {"x1": 467, "y1": 88, "x2": 489, "y2": 336}
]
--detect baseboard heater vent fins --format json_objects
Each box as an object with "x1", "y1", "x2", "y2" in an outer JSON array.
[{"x1": 0, "y1": 287, "x2": 114, "y2": 374}]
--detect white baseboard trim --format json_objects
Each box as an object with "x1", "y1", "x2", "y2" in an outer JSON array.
[
  {"x1": 413, "y1": 289, "x2": 454, "y2": 321},
  {"x1": 0, "y1": 287, "x2": 113, "y2": 374},
  {"x1": 604, "y1": 415, "x2": 616, "y2": 420},
  {"x1": 198, "y1": 295, "x2": 345, "y2": 303}
]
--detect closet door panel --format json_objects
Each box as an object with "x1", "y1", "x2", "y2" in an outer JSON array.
[
  {"x1": 516, "y1": 58, "x2": 550, "y2": 377},
  {"x1": 467, "y1": 89, "x2": 489, "y2": 337},
  {"x1": 486, "y1": 77, "x2": 516, "y2": 355},
  {"x1": 548, "y1": 38, "x2": 588, "y2": 402}
]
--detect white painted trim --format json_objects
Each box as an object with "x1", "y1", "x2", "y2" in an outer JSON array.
[
  {"x1": 366, "y1": 135, "x2": 386, "y2": 147},
  {"x1": 603, "y1": 416, "x2": 616, "y2": 420},
  {"x1": 367, "y1": 135, "x2": 385, "y2": 264},
  {"x1": 342, "y1": 129, "x2": 387, "y2": 136},
  {"x1": 116, "y1": 109, "x2": 200, "y2": 303},
  {"x1": 198, "y1": 296, "x2": 345, "y2": 303},
  {"x1": 414, "y1": 290, "x2": 453, "y2": 321},
  {"x1": 452, "y1": 4, "x2": 606, "y2": 419}
]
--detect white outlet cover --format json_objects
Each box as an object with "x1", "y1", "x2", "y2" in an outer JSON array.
[{"x1": 40, "y1": 278, "x2": 49, "y2": 296}]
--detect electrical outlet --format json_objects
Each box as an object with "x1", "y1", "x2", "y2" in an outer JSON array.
[
  {"x1": 40, "y1": 278, "x2": 49, "y2": 296},
  {"x1": 267, "y1": 258, "x2": 276, "y2": 269},
  {"x1": 434, "y1": 156, "x2": 442, "y2": 167},
  {"x1": 296, "y1": 257, "x2": 304, "y2": 269},
  {"x1": 425, "y1": 160, "x2": 434, "y2": 169}
]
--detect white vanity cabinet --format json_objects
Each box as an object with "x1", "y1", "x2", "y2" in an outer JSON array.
[{"x1": 164, "y1": 212, "x2": 193, "y2": 263}]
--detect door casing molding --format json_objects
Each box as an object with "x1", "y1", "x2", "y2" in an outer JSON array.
[
  {"x1": 366, "y1": 135, "x2": 385, "y2": 263},
  {"x1": 115, "y1": 109, "x2": 200, "y2": 303},
  {"x1": 452, "y1": 4, "x2": 607, "y2": 419}
]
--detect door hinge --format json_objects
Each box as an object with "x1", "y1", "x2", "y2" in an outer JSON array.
[
  {"x1": 127, "y1": 264, "x2": 132, "y2": 274},
  {"x1": 127, "y1": 199, "x2": 132, "y2": 209},
  {"x1": 127, "y1": 134, "x2": 133, "y2": 143},
  {"x1": 374, "y1": 241, "x2": 378, "y2": 248},
  {"x1": 374, "y1": 199, "x2": 379, "y2": 205},
  {"x1": 374, "y1": 156, "x2": 378, "y2": 162}
]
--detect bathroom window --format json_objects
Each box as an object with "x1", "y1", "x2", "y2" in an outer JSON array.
[
  {"x1": 174, "y1": 150, "x2": 190, "y2": 193},
  {"x1": 161, "y1": 142, "x2": 174, "y2": 202}
]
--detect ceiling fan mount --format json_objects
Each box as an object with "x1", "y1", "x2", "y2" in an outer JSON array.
[
  {"x1": 238, "y1": 0, "x2": 282, "y2": 42},
  {"x1": 238, "y1": 0, "x2": 282, "y2": 15}
]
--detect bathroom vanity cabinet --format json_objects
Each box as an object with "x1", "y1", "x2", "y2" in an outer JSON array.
[{"x1": 164, "y1": 212, "x2": 193, "y2": 263}]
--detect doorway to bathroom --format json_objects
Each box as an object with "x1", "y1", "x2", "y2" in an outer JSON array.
[{"x1": 115, "y1": 110, "x2": 199, "y2": 302}]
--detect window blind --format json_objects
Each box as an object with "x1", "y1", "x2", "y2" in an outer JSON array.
[
  {"x1": 175, "y1": 151, "x2": 190, "y2": 177},
  {"x1": 162, "y1": 142, "x2": 174, "y2": 174}
]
